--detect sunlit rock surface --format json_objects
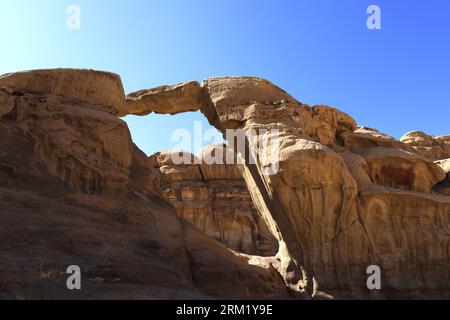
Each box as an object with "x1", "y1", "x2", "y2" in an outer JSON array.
[
  {"x1": 0, "y1": 69, "x2": 449, "y2": 299},
  {"x1": 155, "y1": 145, "x2": 278, "y2": 256}
]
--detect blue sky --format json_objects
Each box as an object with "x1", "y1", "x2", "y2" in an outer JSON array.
[{"x1": 0, "y1": 0, "x2": 449, "y2": 155}]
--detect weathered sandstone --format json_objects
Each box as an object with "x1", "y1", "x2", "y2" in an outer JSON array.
[
  {"x1": 1, "y1": 68, "x2": 449, "y2": 300},
  {"x1": 126, "y1": 81, "x2": 205, "y2": 116},
  {"x1": 434, "y1": 158, "x2": 450, "y2": 196},
  {"x1": 0, "y1": 69, "x2": 128, "y2": 116},
  {"x1": 155, "y1": 145, "x2": 278, "y2": 256},
  {"x1": 200, "y1": 77, "x2": 450, "y2": 299},
  {"x1": 401, "y1": 131, "x2": 450, "y2": 160},
  {"x1": 0, "y1": 70, "x2": 290, "y2": 299},
  {"x1": 354, "y1": 147, "x2": 445, "y2": 193},
  {"x1": 128, "y1": 75, "x2": 450, "y2": 298}
]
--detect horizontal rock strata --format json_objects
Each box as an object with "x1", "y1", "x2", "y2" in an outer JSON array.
[{"x1": 155, "y1": 145, "x2": 278, "y2": 256}]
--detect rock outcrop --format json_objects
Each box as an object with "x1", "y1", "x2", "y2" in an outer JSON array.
[
  {"x1": 1, "y1": 68, "x2": 449, "y2": 300},
  {"x1": 401, "y1": 131, "x2": 450, "y2": 160},
  {"x1": 155, "y1": 145, "x2": 278, "y2": 256},
  {"x1": 0, "y1": 69, "x2": 128, "y2": 116},
  {"x1": 203, "y1": 77, "x2": 450, "y2": 299},
  {"x1": 434, "y1": 159, "x2": 450, "y2": 196},
  {"x1": 127, "y1": 75, "x2": 450, "y2": 299},
  {"x1": 354, "y1": 147, "x2": 445, "y2": 193},
  {"x1": 126, "y1": 81, "x2": 206, "y2": 116},
  {"x1": 0, "y1": 69, "x2": 290, "y2": 300}
]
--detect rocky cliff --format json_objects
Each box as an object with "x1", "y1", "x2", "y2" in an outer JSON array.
[
  {"x1": 0, "y1": 70, "x2": 289, "y2": 300},
  {"x1": 0, "y1": 69, "x2": 449, "y2": 299},
  {"x1": 155, "y1": 146, "x2": 278, "y2": 256}
]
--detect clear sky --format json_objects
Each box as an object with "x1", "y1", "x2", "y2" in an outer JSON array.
[{"x1": 1, "y1": 0, "x2": 449, "y2": 155}]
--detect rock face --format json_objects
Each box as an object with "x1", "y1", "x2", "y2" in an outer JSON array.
[
  {"x1": 127, "y1": 75, "x2": 450, "y2": 299},
  {"x1": 434, "y1": 159, "x2": 450, "y2": 196},
  {"x1": 202, "y1": 78, "x2": 450, "y2": 299},
  {"x1": 1, "y1": 68, "x2": 449, "y2": 300},
  {"x1": 155, "y1": 145, "x2": 278, "y2": 256},
  {"x1": 0, "y1": 69, "x2": 290, "y2": 300},
  {"x1": 0, "y1": 69, "x2": 128, "y2": 116},
  {"x1": 355, "y1": 147, "x2": 445, "y2": 193},
  {"x1": 126, "y1": 81, "x2": 206, "y2": 116}
]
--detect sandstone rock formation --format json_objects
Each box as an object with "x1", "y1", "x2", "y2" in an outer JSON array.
[
  {"x1": 126, "y1": 81, "x2": 207, "y2": 116},
  {"x1": 0, "y1": 69, "x2": 128, "y2": 116},
  {"x1": 0, "y1": 69, "x2": 290, "y2": 300},
  {"x1": 434, "y1": 159, "x2": 450, "y2": 196},
  {"x1": 354, "y1": 147, "x2": 445, "y2": 193},
  {"x1": 126, "y1": 75, "x2": 450, "y2": 299},
  {"x1": 1, "y1": 68, "x2": 449, "y2": 300},
  {"x1": 155, "y1": 145, "x2": 278, "y2": 256},
  {"x1": 401, "y1": 131, "x2": 450, "y2": 160}
]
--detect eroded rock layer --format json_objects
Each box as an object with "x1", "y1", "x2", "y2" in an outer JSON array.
[
  {"x1": 434, "y1": 159, "x2": 450, "y2": 196},
  {"x1": 201, "y1": 77, "x2": 450, "y2": 299},
  {"x1": 0, "y1": 69, "x2": 290, "y2": 300},
  {"x1": 155, "y1": 145, "x2": 278, "y2": 256}
]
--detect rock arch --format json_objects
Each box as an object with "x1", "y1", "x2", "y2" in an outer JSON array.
[
  {"x1": 2, "y1": 68, "x2": 450, "y2": 299},
  {"x1": 123, "y1": 76, "x2": 372, "y2": 297}
]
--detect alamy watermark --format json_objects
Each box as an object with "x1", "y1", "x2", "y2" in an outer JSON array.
[
  {"x1": 367, "y1": 5, "x2": 382, "y2": 30},
  {"x1": 67, "y1": 5, "x2": 81, "y2": 30},
  {"x1": 66, "y1": 265, "x2": 81, "y2": 290},
  {"x1": 366, "y1": 265, "x2": 381, "y2": 290},
  {"x1": 65, "y1": 5, "x2": 381, "y2": 31},
  {"x1": 170, "y1": 121, "x2": 280, "y2": 175}
]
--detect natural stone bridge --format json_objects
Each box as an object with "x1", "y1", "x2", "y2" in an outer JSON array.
[{"x1": 1, "y1": 69, "x2": 449, "y2": 299}]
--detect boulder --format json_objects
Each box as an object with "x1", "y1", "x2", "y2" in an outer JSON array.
[{"x1": 0, "y1": 69, "x2": 127, "y2": 116}]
